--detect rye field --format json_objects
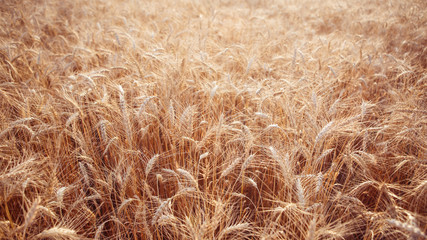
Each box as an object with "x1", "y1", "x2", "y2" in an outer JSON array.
[{"x1": 0, "y1": 0, "x2": 426, "y2": 239}]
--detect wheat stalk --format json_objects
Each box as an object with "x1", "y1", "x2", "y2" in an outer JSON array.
[
  {"x1": 97, "y1": 119, "x2": 109, "y2": 144},
  {"x1": 315, "y1": 121, "x2": 334, "y2": 146},
  {"x1": 218, "y1": 223, "x2": 250, "y2": 240},
  {"x1": 296, "y1": 178, "x2": 305, "y2": 206},
  {"x1": 152, "y1": 198, "x2": 171, "y2": 225},
  {"x1": 22, "y1": 197, "x2": 40, "y2": 233},
  {"x1": 94, "y1": 222, "x2": 105, "y2": 240},
  {"x1": 269, "y1": 146, "x2": 290, "y2": 178},
  {"x1": 118, "y1": 85, "x2": 131, "y2": 143},
  {"x1": 315, "y1": 172, "x2": 323, "y2": 194},
  {"x1": 65, "y1": 112, "x2": 79, "y2": 127},
  {"x1": 176, "y1": 168, "x2": 198, "y2": 188},
  {"x1": 78, "y1": 161, "x2": 90, "y2": 187},
  {"x1": 306, "y1": 217, "x2": 317, "y2": 240},
  {"x1": 241, "y1": 154, "x2": 255, "y2": 173},
  {"x1": 34, "y1": 227, "x2": 79, "y2": 239},
  {"x1": 387, "y1": 219, "x2": 426, "y2": 239},
  {"x1": 145, "y1": 154, "x2": 160, "y2": 177},
  {"x1": 315, "y1": 148, "x2": 334, "y2": 166},
  {"x1": 220, "y1": 157, "x2": 242, "y2": 178}
]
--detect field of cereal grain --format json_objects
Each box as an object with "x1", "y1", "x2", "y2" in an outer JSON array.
[{"x1": 0, "y1": 0, "x2": 426, "y2": 239}]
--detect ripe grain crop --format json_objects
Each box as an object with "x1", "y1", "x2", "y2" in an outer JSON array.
[{"x1": 0, "y1": 0, "x2": 426, "y2": 239}]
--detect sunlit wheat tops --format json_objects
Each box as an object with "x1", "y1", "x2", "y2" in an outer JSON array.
[{"x1": 1, "y1": 0, "x2": 426, "y2": 239}]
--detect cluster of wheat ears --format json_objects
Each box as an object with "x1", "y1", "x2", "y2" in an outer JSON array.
[{"x1": 0, "y1": 0, "x2": 426, "y2": 239}]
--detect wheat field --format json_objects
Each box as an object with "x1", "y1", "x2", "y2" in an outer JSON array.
[{"x1": 0, "y1": 0, "x2": 426, "y2": 239}]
